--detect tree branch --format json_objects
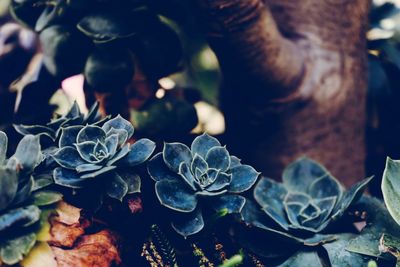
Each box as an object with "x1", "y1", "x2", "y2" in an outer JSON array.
[{"x1": 198, "y1": 0, "x2": 305, "y2": 99}]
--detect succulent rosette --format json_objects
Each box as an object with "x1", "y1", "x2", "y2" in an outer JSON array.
[
  {"x1": 241, "y1": 157, "x2": 373, "y2": 245},
  {"x1": 0, "y1": 132, "x2": 62, "y2": 265},
  {"x1": 14, "y1": 101, "x2": 108, "y2": 142},
  {"x1": 52, "y1": 115, "x2": 155, "y2": 202},
  {"x1": 147, "y1": 133, "x2": 260, "y2": 237}
]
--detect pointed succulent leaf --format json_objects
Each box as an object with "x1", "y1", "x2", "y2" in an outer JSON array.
[
  {"x1": 308, "y1": 174, "x2": 342, "y2": 199},
  {"x1": 106, "y1": 128, "x2": 128, "y2": 146},
  {"x1": 53, "y1": 146, "x2": 88, "y2": 169},
  {"x1": 93, "y1": 141, "x2": 109, "y2": 160},
  {"x1": 196, "y1": 190, "x2": 228, "y2": 197},
  {"x1": 106, "y1": 173, "x2": 128, "y2": 201},
  {"x1": 240, "y1": 200, "x2": 277, "y2": 231},
  {"x1": 212, "y1": 195, "x2": 246, "y2": 214},
  {"x1": 13, "y1": 135, "x2": 41, "y2": 172},
  {"x1": 254, "y1": 178, "x2": 287, "y2": 208},
  {"x1": 13, "y1": 124, "x2": 56, "y2": 140},
  {"x1": 104, "y1": 134, "x2": 119, "y2": 156},
  {"x1": 191, "y1": 133, "x2": 221, "y2": 158},
  {"x1": 163, "y1": 142, "x2": 192, "y2": 172},
  {"x1": 75, "y1": 141, "x2": 96, "y2": 162},
  {"x1": 0, "y1": 131, "x2": 7, "y2": 164},
  {"x1": 53, "y1": 167, "x2": 86, "y2": 188},
  {"x1": 32, "y1": 177, "x2": 53, "y2": 191},
  {"x1": 85, "y1": 102, "x2": 101, "y2": 123},
  {"x1": 262, "y1": 206, "x2": 290, "y2": 231},
  {"x1": 32, "y1": 191, "x2": 63, "y2": 206},
  {"x1": 155, "y1": 179, "x2": 197, "y2": 212},
  {"x1": 206, "y1": 172, "x2": 231, "y2": 192},
  {"x1": 0, "y1": 205, "x2": 40, "y2": 232},
  {"x1": 332, "y1": 176, "x2": 373, "y2": 220},
  {"x1": 147, "y1": 153, "x2": 181, "y2": 182},
  {"x1": 171, "y1": 209, "x2": 204, "y2": 238},
  {"x1": 382, "y1": 157, "x2": 400, "y2": 227},
  {"x1": 312, "y1": 196, "x2": 337, "y2": 225},
  {"x1": 102, "y1": 115, "x2": 134, "y2": 139},
  {"x1": 205, "y1": 146, "x2": 231, "y2": 172},
  {"x1": 230, "y1": 156, "x2": 242, "y2": 168},
  {"x1": 77, "y1": 125, "x2": 106, "y2": 143},
  {"x1": 228, "y1": 164, "x2": 259, "y2": 193},
  {"x1": 107, "y1": 144, "x2": 130, "y2": 166},
  {"x1": 118, "y1": 172, "x2": 141, "y2": 194},
  {"x1": 191, "y1": 154, "x2": 208, "y2": 174},
  {"x1": 178, "y1": 163, "x2": 197, "y2": 191},
  {"x1": 59, "y1": 126, "x2": 83, "y2": 147},
  {"x1": 282, "y1": 157, "x2": 329, "y2": 192},
  {"x1": 76, "y1": 164, "x2": 102, "y2": 173},
  {"x1": 285, "y1": 192, "x2": 311, "y2": 206},
  {"x1": 124, "y1": 138, "x2": 155, "y2": 166},
  {"x1": 0, "y1": 168, "x2": 18, "y2": 211},
  {"x1": 0, "y1": 233, "x2": 36, "y2": 265},
  {"x1": 285, "y1": 202, "x2": 303, "y2": 227},
  {"x1": 65, "y1": 101, "x2": 81, "y2": 118},
  {"x1": 80, "y1": 166, "x2": 116, "y2": 179}
]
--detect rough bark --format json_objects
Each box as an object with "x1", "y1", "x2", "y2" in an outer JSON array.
[{"x1": 197, "y1": 0, "x2": 370, "y2": 186}]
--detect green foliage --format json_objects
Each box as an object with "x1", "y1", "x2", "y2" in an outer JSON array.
[
  {"x1": 382, "y1": 157, "x2": 400, "y2": 226},
  {"x1": 0, "y1": 131, "x2": 61, "y2": 265},
  {"x1": 150, "y1": 224, "x2": 178, "y2": 267},
  {"x1": 148, "y1": 133, "x2": 259, "y2": 237}
]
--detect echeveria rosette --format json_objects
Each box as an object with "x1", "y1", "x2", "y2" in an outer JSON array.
[
  {"x1": 52, "y1": 115, "x2": 156, "y2": 203},
  {"x1": 147, "y1": 133, "x2": 260, "y2": 238},
  {"x1": 241, "y1": 157, "x2": 373, "y2": 246},
  {"x1": 14, "y1": 101, "x2": 108, "y2": 142},
  {"x1": 0, "y1": 131, "x2": 62, "y2": 265}
]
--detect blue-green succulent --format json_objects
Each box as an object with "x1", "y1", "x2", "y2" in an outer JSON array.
[
  {"x1": 241, "y1": 157, "x2": 373, "y2": 245},
  {"x1": 52, "y1": 115, "x2": 156, "y2": 202},
  {"x1": 147, "y1": 133, "x2": 260, "y2": 238},
  {"x1": 0, "y1": 131, "x2": 62, "y2": 265},
  {"x1": 14, "y1": 101, "x2": 108, "y2": 142}
]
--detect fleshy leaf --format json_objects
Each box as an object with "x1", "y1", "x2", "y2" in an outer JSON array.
[
  {"x1": 13, "y1": 135, "x2": 41, "y2": 173},
  {"x1": 285, "y1": 202, "x2": 303, "y2": 227},
  {"x1": 191, "y1": 154, "x2": 208, "y2": 174},
  {"x1": 282, "y1": 157, "x2": 329, "y2": 192},
  {"x1": 0, "y1": 168, "x2": 18, "y2": 211},
  {"x1": 32, "y1": 191, "x2": 63, "y2": 206},
  {"x1": 124, "y1": 138, "x2": 155, "y2": 166},
  {"x1": 205, "y1": 146, "x2": 231, "y2": 172},
  {"x1": 53, "y1": 167, "x2": 86, "y2": 188},
  {"x1": 0, "y1": 131, "x2": 7, "y2": 164},
  {"x1": 191, "y1": 133, "x2": 221, "y2": 158},
  {"x1": 102, "y1": 115, "x2": 134, "y2": 139},
  {"x1": 53, "y1": 147, "x2": 88, "y2": 169},
  {"x1": 106, "y1": 128, "x2": 128, "y2": 147},
  {"x1": 107, "y1": 144, "x2": 130, "y2": 166},
  {"x1": 59, "y1": 126, "x2": 83, "y2": 147},
  {"x1": 382, "y1": 157, "x2": 400, "y2": 226},
  {"x1": 13, "y1": 125, "x2": 56, "y2": 140},
  {"x1": 77, "y1": 125, "x2": 106, "y2": 143},
  {"x1": 0, "y1": 205, "x2": 40, "y2": 232},
  {"x1": 206, "y1": 172, "x2": 231, "y2": 192},
  {"x1": 104, "y1": 134, "x2": 119, "y2": 156},
  {"x1": 0, "y1": 233, "x2": 36, "y2": 265},
  {"x1": 147, "y1": 153, "x2": 181, "y2": 181},
  {"x1": 76, "y1": 164, "x2": 102, "y2": 173},
  {"x1": 212, "y1": 195, "x2": 246, "y2": 214},
  {"x1": 230, "y1": 156, "x2": 241, "y2": 168},
  {"x1": 75, "y1": 141, "x2": 96, "y2": 162},
  {"x1": 171, "y1": 209, "x2": 204, "y2": 238},
  {"x1": 308, "y1": 174, "x2": 342, "y2": 200},
  {"x1": 155, "y1": 179, "x2": 197, "y2": 212},
  {"x1": 163, "y1": 143, "x2": 192, "y2": 172},
  {"x1": 118, "y1": 172, "x2": 141, "y2": 194},
  {"x1": 228, "y1": 165, "x2": 259, "y2": 193},
  {"x1": 178, "y1": 163, "x2": 197, "y2": 191},
  {"x1": 106, "y1": 173, "x2": 128, "y2": 201}
]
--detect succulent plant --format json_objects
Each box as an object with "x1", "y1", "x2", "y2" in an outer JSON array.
[
  {"x1": 147, "y1": 133, "x2": 260, "y2": 237},
  {"x1": 0, "y1": 131, "x2": 62, "y2": 265},
  {"x1": 241, "y1": 157, "x2": 373, "y2": 245},
  {"x1": 52, "y1": 114, "x2": 155, "y2": 203},
  {"x1": 14, "y1": 101, "x2": 107, "y2": 142}
]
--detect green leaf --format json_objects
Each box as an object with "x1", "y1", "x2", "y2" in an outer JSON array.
[
  {"x1": 13, "y1": 135, "x2": 41, "y2": 173},
  {"x1": 382, "y1": 157, "x2": 400, "y2": 226},
  {"x1": 380, "y1": 234, "x2": 400, "y2": 260},
  {"x1": 32, "y1": 191, "x2": 63, "y2": 206},
  {"x1": 155, "y1": 179, "x2": 197, "y2": 212},
  {"x1": 0, "y1": 168, "x2": 18, "y2": 211},
  {"x1": 0, "y1": 233, "x2": 36, "y2": 265},
  {"x1": 106, "y1": 173, "x2": 128, "y2": 201},
  {"x1": 0, "y1": 131, "x2": 7, "y2": 164},
  {"x1": 323, "y1": 234, "x2": 370, "y2": 267}
]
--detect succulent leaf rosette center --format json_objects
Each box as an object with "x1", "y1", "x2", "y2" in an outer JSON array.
[
  {"x1": 241, "y1": 157, "x2": 373, "y2": 245},
  {"x1": 148, "y1": 133, "x2": 260, "y2": 237}
]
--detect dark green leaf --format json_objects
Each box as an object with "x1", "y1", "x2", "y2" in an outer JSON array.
[
  {"x1": 0, "y1": 233, "x2": 36, "y2": 265},
  {"x1": 155, "y1": 179, "x2": 197, "y2": 212},
  {"x1": 0, "y1": 168, "x2": 18, "y2": 211},
  {"x1": 32, "y1": 191, "x2": 62, "y2": 206}
]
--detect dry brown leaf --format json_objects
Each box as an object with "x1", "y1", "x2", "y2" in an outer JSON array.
[{"x1": 51, "y1": 230, "x2": 121, "y2": 267}]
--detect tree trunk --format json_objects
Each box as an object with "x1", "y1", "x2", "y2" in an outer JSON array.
[{"x1": 196, "y1": 0, "x2": 370, "y2": 186}]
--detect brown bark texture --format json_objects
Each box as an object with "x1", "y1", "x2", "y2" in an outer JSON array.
[{"x1": 197, "y1": 0, "x2": 370, "y2": 186}]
